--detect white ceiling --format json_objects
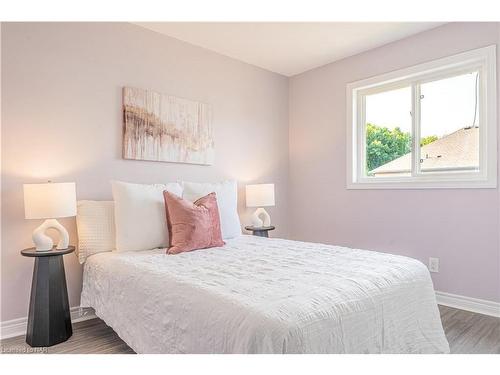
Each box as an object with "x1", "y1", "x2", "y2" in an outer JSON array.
[{"x1": 135, "y1": 22, "x2": 444, "y2": 76}]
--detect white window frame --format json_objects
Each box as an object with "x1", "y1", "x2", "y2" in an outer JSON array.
[{"x1": 346, "y1": 45, "x2": 497, "y2": 189}]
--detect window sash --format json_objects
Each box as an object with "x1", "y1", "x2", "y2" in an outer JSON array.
[
  {"x1": 347, "y1": 45, "x2": 496, "y2": 189},
  {"x1": 359, "y1": 66, "x2": 483, "y2": 179}
]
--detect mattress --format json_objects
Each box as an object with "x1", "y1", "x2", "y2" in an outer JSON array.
[{"x1": 80, "y1": 235, "x2": 449, "y2": 353}]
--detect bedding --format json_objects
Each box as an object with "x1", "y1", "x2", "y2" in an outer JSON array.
[
  {"x1": 76, "y1": 200, "x2": 115, "y2": 263},
  {"x1": 164, "y1": 191, "x2": 224, "y2": 254},
  {"x1": 111, "y1": 180, "x2": 183, "y2": 252},
  {"x1": 182, "y1": 180, "x2": 241, "y2": 239},
  {"x1": 80, "y1": 235, "x2": 449, "y2": 354}
]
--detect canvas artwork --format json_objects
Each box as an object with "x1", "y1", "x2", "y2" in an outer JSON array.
[{"x1": 123, "y1": 87, "x2": 214, "y2": 165}]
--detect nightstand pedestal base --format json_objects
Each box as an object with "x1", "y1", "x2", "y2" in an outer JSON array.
[{"x1": 26, "y1": 255, "x2": 72, "y2": 347}]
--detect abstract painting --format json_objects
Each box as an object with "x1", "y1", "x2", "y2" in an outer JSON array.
[{"x1": 123, "y1": 87, "x2": 214, "y2": 165}]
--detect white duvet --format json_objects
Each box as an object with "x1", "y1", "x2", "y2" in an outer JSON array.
[{"x1": 80, "y1": 235, "x2": 449, "y2": 354}]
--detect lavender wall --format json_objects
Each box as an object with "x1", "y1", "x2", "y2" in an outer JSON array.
[
  {"x1": 1, "y1": 23, "x2": 289, "y2": 322},
  {"x1": 289, "y1": 22, "x2": 500, "y2": 302}
]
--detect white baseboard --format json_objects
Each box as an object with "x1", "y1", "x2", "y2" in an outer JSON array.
[
  {"x1": 436, "y1": 291, "x2": 500, "y2": 318},
  {"x1": 0, "y1": 306, "x2": 96, "y2": 340}
]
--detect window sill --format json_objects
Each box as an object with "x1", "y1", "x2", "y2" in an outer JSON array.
[{"x1": 347, "y1": 177, "x2": 497, "y2": 190}]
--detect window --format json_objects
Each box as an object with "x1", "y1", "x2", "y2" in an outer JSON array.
[{"x1": 347, "y1": 46, "x2": 497, "y2": 189}]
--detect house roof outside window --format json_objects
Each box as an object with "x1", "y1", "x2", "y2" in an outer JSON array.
[{"x1": 369, "y1": 127, "x2": 479, "y2": 176}]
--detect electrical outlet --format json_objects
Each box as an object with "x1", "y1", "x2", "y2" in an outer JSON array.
[{"x1": 429, "y1": 257, "x2": 439, "y2": 273}]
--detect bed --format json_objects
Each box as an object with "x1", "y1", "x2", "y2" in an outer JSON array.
[{"x1": 80, "y1": 235, "x2": 449, "y2": 354}]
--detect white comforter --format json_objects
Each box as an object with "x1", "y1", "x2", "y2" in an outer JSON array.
[{"x1": 80, "y1": 235, "x2": 449, "y2": 354}]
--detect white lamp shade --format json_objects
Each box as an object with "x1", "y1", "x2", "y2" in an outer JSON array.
[
  {"x1": 246, "y1": 184, "x2": 275, "y2": 207},
  {"x1": 24, "y1": 182, "x2": 77, "y2": 219}
]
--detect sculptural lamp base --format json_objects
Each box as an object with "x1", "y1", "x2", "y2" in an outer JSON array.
[
  {"x1": 32, "y1": 219, "x2": 70, "y2": 252},
  {"x1": 251, "y1": 207, "x2": 271, "y2": 228}
]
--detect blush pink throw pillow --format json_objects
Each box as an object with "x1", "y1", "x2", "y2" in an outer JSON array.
[{"x1": 163, "y1": 191, "x2": 225, "y2": 254}]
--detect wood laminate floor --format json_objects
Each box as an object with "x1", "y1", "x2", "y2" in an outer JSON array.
[
  {"x1": 438, "y1": 305, "x2": 499, "y2": 354},
  {"x1": 1, "y1": 305, "x2": 499, "y2": 354}
]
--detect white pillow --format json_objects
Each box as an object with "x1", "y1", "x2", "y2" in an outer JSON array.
[
  {"x1": 182, "y1": 180, "x2": 242, "y2": 239},
  {"x1": 76, "y1": 200, "x2": 115, "y2": 264},
  {"x1": 112, "y1": 180, "x2": 183, "y2": 252}
]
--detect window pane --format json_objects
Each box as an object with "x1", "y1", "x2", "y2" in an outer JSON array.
[
  {"x1": 419, "y1": 71, "x2": 480, "y2": 173},
  {"x1": 365, "y1": 86, "x2": 412, "y2": 177}
]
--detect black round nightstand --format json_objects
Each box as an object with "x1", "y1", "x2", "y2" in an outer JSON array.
[
  {"x1": 245, "y1": 226, "x2": 275, "y2": 238},
  {"x1": 21, "y1": 246, "x2": 75, "y2": 347}
]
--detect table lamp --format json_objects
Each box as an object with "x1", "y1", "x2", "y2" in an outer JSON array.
[
  {"x1": 23, "y1": 182, "x2": 77, "y2": 251},
  {"x1": 245, "y1": 183, "x2": 275, "y2": 227}
]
